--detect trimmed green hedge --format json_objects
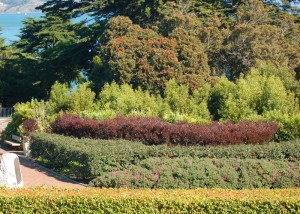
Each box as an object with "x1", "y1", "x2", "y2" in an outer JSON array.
[
  {"x1": 30, "y1": 133, "x2": 149, "y2": 179},
  {"x1": 90, "y1": 157, "x2": 300, "y2": 189},
  {"x1": 0, "y1": 188, "x2": 299, "y2": 213},
  {"x1": 30, "y1": 133, "x2": 300, "y2": 180}
]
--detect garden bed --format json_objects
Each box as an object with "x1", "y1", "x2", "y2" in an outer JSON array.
[{"x1": 30, "y1": 133, "x2": 300, "y2": 188}]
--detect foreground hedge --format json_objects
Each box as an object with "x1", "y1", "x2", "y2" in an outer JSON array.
[
  {"x1": 51, "y1": 114, "x2": 278, "y2": 146},
  {"x1": 30, "y1": 133, "x2": 300, "y2": 180},
  {"x1": 0, "y1": 188, "x2": 299, "y2": 213},
  {"x1": 90, "y1": 157, "x2": 300, "y2": 189}
]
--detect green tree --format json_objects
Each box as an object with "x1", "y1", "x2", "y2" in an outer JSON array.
[
  {"x1": 0, "y1": 29, "x2": 8, "y2": 68},
  {"x1": 0, "y1": 30, "x2": 38, "y2": 106},
  {"x1": 11, "y1": 14, "x2": 95, "y2": 101},
  {"x1": 2, "y1": 0, "x2": 300, "y2": 106},
  {"x1": 164, "y1": 79, "x2": 191, "y2": 114},
  {"x1": 69, "y1": 82, "x2": 96, "y2": 113},
  {"x1": 208, "y1": 77, "x2": 237, "y2": 120},
  {"x1": 99, "y1": 16, "x2": 210, "y2": 94},
  {"x1": 48, "y1": 82, "x2": 70, "y2": 114},
  {"x1": 223, "y1": 0, "x2": 300, "y2": 79}
]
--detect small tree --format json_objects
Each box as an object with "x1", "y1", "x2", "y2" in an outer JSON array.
[
  {"x1": 48, "y1": 82, "x2": 70, "y2": 114},
  {"x1": 69, "y1": 82, "x2": 96, "y2": 113}
]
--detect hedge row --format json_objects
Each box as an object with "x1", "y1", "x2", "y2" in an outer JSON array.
[
  {"x1": 0, "y1": 188, "x2": 299, "y2": 213},
  {"x1": 30, "y1": 133, "x2": 300, "y2": 181},
  {"x1": 90, "y1": 157, "x2": 300, "y2": 189},
  {"x1": 30, "y1": 133, "x2": 147, "y2": 179},
  {"x1": 51, "y1": 114, "x2": 278, "y2": 146}
]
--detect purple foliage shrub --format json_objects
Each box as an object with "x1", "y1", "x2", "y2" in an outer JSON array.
[
  {"x1": 22, "y1": 119, "x2": 39, "y2": 136},
  {"x1": 167, "y1": 121, "x2": 278, "y2": 146},
  {"x1": 51, "y1": 114, "x2": 278, "y2": 146}
]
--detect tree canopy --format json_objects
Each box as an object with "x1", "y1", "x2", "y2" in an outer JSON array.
[{"x1": 0, "y1": 0, "x2": 299, "y2": 106}]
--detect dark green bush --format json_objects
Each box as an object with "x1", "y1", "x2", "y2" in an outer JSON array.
[
  {"x1": 30, "y1": 133, "x2": 151, "y2": 179},
  {"x1": 30, "y1": 133, "x2": 300, "y2": 181},
  {"x1": 90, "y1": 158, "x2": 300, "y2": 189}
]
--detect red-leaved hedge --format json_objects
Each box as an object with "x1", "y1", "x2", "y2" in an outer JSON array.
[
  {"x1": 50, "y1": 114, "x2": 278, "y2": 146},
  {"x1": 21, "y1": 119, "x2": 39, "y2": 136}
]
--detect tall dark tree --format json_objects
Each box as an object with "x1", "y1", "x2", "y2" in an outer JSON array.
[
  {"x1": 12, "y1": 14, "x2": 95, "y2": 98},
  {"x1": 0, "y1": 36, "x2": 37, "y2": 106}
]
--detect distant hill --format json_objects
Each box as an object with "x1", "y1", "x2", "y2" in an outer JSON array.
[{"x1": 0, "y1": 0, "x2": 46, "y2": 13}]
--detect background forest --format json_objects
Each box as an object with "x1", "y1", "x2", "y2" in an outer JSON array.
[{"x1": 1, "y1": 0, "x2": 300, "y2": 141}]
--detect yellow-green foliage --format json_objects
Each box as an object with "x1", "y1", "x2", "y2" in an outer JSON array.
[
  {"x1": 212, "y1": 72, "x2": 299, "y2": 122},
  {"x1": 164, "y1": 79, "x2": 211, "y2": 123},
  {"x1": 99, "y1": 82, "x2": 161, "y2": 117},
  {"x1": 2, "y1": 99, "x2": 50, "y2": 139},
  {"x1": 96, "y1": 80, "x2": 211, "y2": 124},
  {"x1": 3, "y1": 82, "x2": 97, "y2": 138},
  {"x1": 164, "y1": 79, "x2": 191, "y2": 114},
  {"x1": 209, "y1": 64, "x2": 300, "y2": 140},
  {"x1": 80, "y1": 109, "x2": 117, "y2": 120},
  {"x1": 254, "y1": 62, "x2": 298, "y2": 91},
  {"x1": 0, "y1": 188, "x2": 299, "y2": 213},
  {"x1": 48, "y1": 81, "x2": 70, "y2": 114},
  {"x1": 69, "y1": 82, "x2": 96, "y2": 113},
  {"x1": 49, "y1": 81, "x2": 96, "y2": 114}
]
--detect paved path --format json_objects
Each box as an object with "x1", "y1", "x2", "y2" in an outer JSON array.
[{"x1": 0, "y1": 145, "x2": 87, "y2": 188}]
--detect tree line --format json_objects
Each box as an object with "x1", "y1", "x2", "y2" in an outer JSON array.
[{"x1": 0, "y1": 0, "x2": 300, "y2": 106}]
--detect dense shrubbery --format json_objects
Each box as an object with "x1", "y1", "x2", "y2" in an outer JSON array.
[
  {"x1": 30, "y1": 133, "x2": 300, "y2": 181},
  {"x1": 209, "y1": 65, "x2": 300, "y2": 141},
  {"x1": 90, "y1": 157, "x2": 300, "y2": 189},
  {"x1": 2, "y1": 82, "x2": 97, "y2": 139},
  {"x1": 51, "y1": 114, "x2": 277, "y2": 146},
  {"x1": 265, "y1": 112, "x2": 300, "y2": 141},
  {"x1": 31, "y1": 132, "x2": 154, "y2": 179},
  {"x1": 96, "y1": 80, "x2": 212, "y2": 123},
  {"x1": 1, "y1": 188, "x2": 299, "y2": 213},
  {"x1": 6, "y1": 64, "x2": 300, "y2": 142},
  {"x1": 167, "y1": 121, "x2": 278, "y2": 146},
  {"x1": 2, "y1": 99, "x2": 51, "y2": 140},
  {"x1": 30, "y1": 133, "x2": 300, "y2": 189},
  {"x1": 49, "y1": 82, "x2": 96, "y2": 114}
]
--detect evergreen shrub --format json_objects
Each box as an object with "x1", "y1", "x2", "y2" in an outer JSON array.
[
  {"x1": 90, "y1": 157, "x2": 300, "y2": 189},
  {"x1": 2, "y1": 99, "x2": 50, "y2": 139},
  {"x1": 30, "y1": 133, "x2": 300, "y2": 181},
  {"x1": 30, "y1": 132, "x2": 156, "y2": 179}
]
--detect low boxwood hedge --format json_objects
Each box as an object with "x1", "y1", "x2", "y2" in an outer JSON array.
[
  {"x1": 30, "y1": 133, "x2": 300, "y2": 181},
  {"x1": 0, "y1": 188, "x2": 299, "y2": 213},
  {"x1": 90, "y1": 157, "x2": 300, "y2": 189},
  {"x1": 30, "y1": 133, "x2": 150, "y2": 179}
]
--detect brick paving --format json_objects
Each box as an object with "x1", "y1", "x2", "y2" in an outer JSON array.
[{"x1": 0, "y1": 145, "x2": 87, "y2": 188}]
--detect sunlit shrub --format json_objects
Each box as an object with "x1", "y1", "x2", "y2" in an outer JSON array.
[
  {"x1": 51, "y1": 114, "x2": 277, "y2": 146},
  {"x1": 90, "y1": 157, "x2": 300, "y2": 189}
]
